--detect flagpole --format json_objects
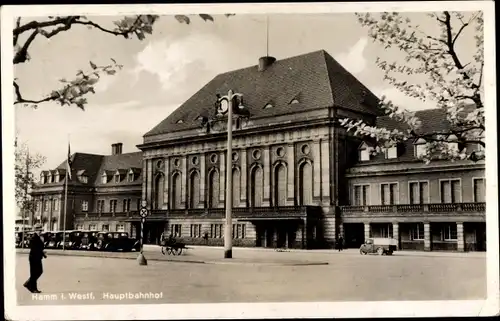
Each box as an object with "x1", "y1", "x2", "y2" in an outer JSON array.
[{"x1": 62, "y1": 139, "x2": 70, "y2": 250}]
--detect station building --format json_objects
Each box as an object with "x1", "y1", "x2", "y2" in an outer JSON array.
[{"x1": 31, "y1": 50, "x2": 486, "y2": 251}]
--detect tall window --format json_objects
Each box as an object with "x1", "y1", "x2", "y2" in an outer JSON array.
[
  {"x1": 43, "y1": 200, "x2": 49, "y2": 212},
  {"x1": 473, "y1": 178, "x2": 485, "y2": 202},
  {"x1": 97, "y1": 200, "x2": 104, "y2": 212},
  {"x1": 385, "y1": 146, "x2": 398, "y2": 159},
  {"x1": 128, "y1": 172, "x2": 134, "y2": 182},
  {"x1": 123, "y1": 199, "x2": 131, "y2": 212},
  {"x1": 409, "y1": 181, "x2": 429, "y2": 204},
  {"x1": 136, "y1": 198, "x2": 141, "y2": 211},
  {"x1": 380, "y1": 183, "x2": 398, "y2": 205},
  {"x1": 52, "y1": 199, "x2": 59, "y2": 211},
  {"x1": 232, "y1": 224, "x2": 246, "y2": 239},
  {"x1": 250, "y1": 166, "x2": 263, "y2": 207},
  {"x1": 81, "y1": 200, "x2": 89, "y2": 212},
  {"x1": 410, "y1": 223, "x2": 424, "y2": 240},
  {"x1": 110, "y1": 200, "x2": 118, "y2": 212},
  {"x1": 442, "y1": 224, "x2": 457, "y2": 240},
  {"x1": 189, "y1": 171, "x2": 200, "y2": 209},
  {"x1": 101, "y1": 173, "x2": 107, "y2": 184},
  {"x1": 274, "y1": 163, "x2": 287, "y2": 206},
  {"x1": 114, "y1": 174, "x2": 120, "y2": 183},
  {"x1": 171, "y1": 172, "x2": 181, "y2": 209},
  {"x1": 440, "y1": 179, "x2": 461, "y2": 203},
  {"x1": 298, "y1": 161, "x2": 313, "y2": 205},
  {"x1": 171, "y1": 224, "x2": 182, "y2": 237},
  {"x1": 210, "y1": 224, "x2": 223, "y2": 238},
  {"x1": 190, "y1": 224, "x2": 202, "y2": 238},
  {"x1": 353, "y1": 184, "x2": 370, "y2": 206},
  {"x1": 154, "y1": 174, "x2": 165, "y2": 209},
  {"x1": 208, "y1": 170, "x2": 219, "y2": 208},
  {"x1": 232, "y1": 168, "x2": 240, "y2": 207}
]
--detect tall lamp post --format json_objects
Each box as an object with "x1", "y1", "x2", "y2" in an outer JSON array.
[
  {"x1": 215, "y1": 90, "x2": 248, "y2": 259},
  {"x1": 137, "y1": 200, "x2": 149, "y2": 265}
]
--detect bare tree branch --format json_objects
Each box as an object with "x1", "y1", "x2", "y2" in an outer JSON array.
[
  {"x1": 13, "y1": 30, "x2": 39, "y2": 64},
  {"x1": 13, "y1": 81, "x2": 58, "y2": 105}
]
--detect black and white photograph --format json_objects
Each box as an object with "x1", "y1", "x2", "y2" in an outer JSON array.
[{"x1": 2, "y1": 2, "x2": 498, "y2": 320}]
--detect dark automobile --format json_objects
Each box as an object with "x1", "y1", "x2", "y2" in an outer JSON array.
[
  {"x1": 40, "y1": 232, "x2": 53, "y2": 247},
  {"x1": 21, "y1": 231, "x2": 35, "y2": 248},
  {"x1": 46, "y1": 231, "x2": 64, "y2": 249},
  {"x1": 96, "y1": 232, "x2": 140, "y2": 252},
  {"x1": 79, "y1": 231, "x2": 99, "y2": 250},
  {"x1": 15, "y1": 232, "x2": 23, "y2": 248},
  {"x1": 59, "y1": 230, "x2": 85, "y2": 249}
]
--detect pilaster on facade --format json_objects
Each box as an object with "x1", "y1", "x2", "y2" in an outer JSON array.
[
  {"x1": 240, "y1": 148, "x2": 247, "y2": 207},
  {"x1": 181, "y1": 155, "x2": 187, "y2": 208},
  {"x1": 424, "y1": 222, "x2": 431, "y2": 251},
  {"x1": 457, "y1": 222, "x2": 464, "y2": 252},
  {"x1": 320, "y1": 139, "x2": 330, "y2": 204},
  {"x1": 146, "y1": 159, "x2": 153, "y2": 206},
  {"x1": 219, "y1": 151, "x2": 226, "y2": 206},
  {"x1": 393, "y1": 222, "x2": 399, "y2": 248},
  {"x1": 199, "y1": 153, "x2": 206, "y2": 207},
  {"x1": 313, "y1": 141, "x2": 321, "y2": 201},
  {"x1": 286, "y1": 144, "x2": 295, "y2": 206},
  {"x1": 164, "y1": 157, "x2": 170, "y2": 209},
  {"x1": 364, "y1": 222, "x2": 371, "y2": 240},
  {"x1": 262, "y1": 147, "x2": 270, "y2": 206}
]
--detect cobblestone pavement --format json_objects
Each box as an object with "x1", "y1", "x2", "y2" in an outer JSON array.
[{"x1": 15, "y1": 247, "x2": 486, "y2": 305}]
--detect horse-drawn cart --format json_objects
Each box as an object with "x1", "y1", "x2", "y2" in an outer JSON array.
[{"x1": 161, "y1": 240, "x2": 188, "y2": 256}]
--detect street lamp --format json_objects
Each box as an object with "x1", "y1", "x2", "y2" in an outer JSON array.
[
  {"x1": 215, "y1": 89, "x2": 248, "y2": 259},
  {"x1": 137, "y1": 199, "x2": 149, "y2": 265}
]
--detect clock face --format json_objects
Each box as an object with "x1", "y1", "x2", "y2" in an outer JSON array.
[{"x1": 218, "y1": 99, "x2": 229, "y2": 114}]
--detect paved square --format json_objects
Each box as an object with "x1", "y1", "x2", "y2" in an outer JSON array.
[{"x1": 15, "y1": 248, "x2": 486, "y2": 305}]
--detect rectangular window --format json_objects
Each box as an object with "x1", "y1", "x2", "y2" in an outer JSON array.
[
  {"x1": 97, "y1": 200, "x2": 104, "y2": 212},
  {"x1": 232, "y1": 224, "x2": 246, "y2": 239},
  {"x1": 410, "y1": 223, "x2": 424, "y2": 240},
  {"x1": 443, "y1": 224, "x2": 457, "y2": 241},
  {"x1": 171, "y1": 224, "x2": 182, "y2": 237},
  {"x1": 52, "y1": 199, "x2": 59, "y2": 211},
  {"x1": 415, "y1": 144, "x2": 427, "y2": 158},
  {"x1": 43, "y1": 200, "x2": 49, "y2": 212},
  {"x1": 353, "y1": 184, "x2": 370, "y2": 206},
  {"x1": 116, "y1": 224, "x2": 125, "y2": 232},
  {"x1": 385, "y1": 146, "x2": 398, "y2": 159},
  {"x1": 102, "y1": 224, "x2": 109, "y2": 232},
  {"x1": 360, "y1": 149, "x2": 370, "y2": 161},
  {"x1": 380, "y1": 183, "x2": 398, "y2": 205},
  {"x1": 137, "y1": 199, "x2": 141, "y2": 211},
  {"x1": 114, "y1": 175, "x2": 120, "y2": 183},
  {"x1": 190, "y1": 224, "x2": 202, "y2": 238},
  {"x1": 473, "y1": 178, "x2": 485, "y2": 202},
  {"x1": 440, "y1": 179, "x2": 461, "y2": 203},
  {"x1": 89, "y1": 224, "x2": 97, "y2": 231},
  {"x1": 81, "y1": 175, "x2": 88, "y2": 183},
  {"x1": 110, "y1": 200, "x2": 118, "y2": 212},
  {"x1": 128, "y1": 173, "x2": 134, "y2": 182},
  {"x1": 75, "y1": 224, "x2": 84, "y2": 231},
  {"x1": 409, "y1": 181, "x2": 429, "y2": 204},
  {"x1": 82, "y1": 200, "x2": 89, "y2": 212}
]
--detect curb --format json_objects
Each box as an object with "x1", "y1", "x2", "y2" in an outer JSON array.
[{"x1": 16, "y1": 250, "x2": 328, "y2": 266}]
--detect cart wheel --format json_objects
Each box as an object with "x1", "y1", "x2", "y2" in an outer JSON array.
[
  {"x1": 161, "y1": 246, "x2": 166, "y2": 255},
  {"x1": 172, "y1": 247, "x2": 182, "y2": 256},
  {"x1": 359, "y1": 248, "x2": 367, "y2": 255},
  {"x1": 376, "y1": 247, "x2": 384, "y2": 255},
  {"x1": 166, "y1": 247, "x2": 173, "y2": 255}
]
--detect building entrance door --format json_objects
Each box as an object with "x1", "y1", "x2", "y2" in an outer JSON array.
[{"x1": 343, "y1": 223, "x2": 365, "y2": 248}]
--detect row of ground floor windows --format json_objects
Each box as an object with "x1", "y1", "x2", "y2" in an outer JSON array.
[{"x1": 163, "y1": 223, "x2": 246, "y2": 239}]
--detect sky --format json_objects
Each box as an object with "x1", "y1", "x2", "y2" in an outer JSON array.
[{"x1": 13, "y1": 12, "x2": 477, "y2": 171}]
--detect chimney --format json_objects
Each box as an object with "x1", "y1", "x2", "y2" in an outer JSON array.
[
  {"x1": 258, "y1": 56, "x2": 276, "y2": 72},
  {"x1": 111, "y1": 143, "x2": 123, "y2": 155}
]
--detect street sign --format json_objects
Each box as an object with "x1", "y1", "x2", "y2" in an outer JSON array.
[
  {"x1": 141, "y1": 200, "x2": 148, "y2": 208},
  {"x1": 139, "y1": 207, "x2": 148, "y2": 218}
]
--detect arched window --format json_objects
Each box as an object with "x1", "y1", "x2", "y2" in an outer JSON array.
[
  {"x1": 298, "y1": 161, "x2": 313, "y2": 205},
  {"x1": 274, "y1": 163, "x2": 287, "y2": 206},
  {"x1": 154, "y1": 174, "x2": 165, "y2": 209},
  {"x1": 250, "y1": 166, "x2": 263, "y2": 207},
  {"x1": 189, "y1": 171, "x2": 200, "y2": 209},
  {"x1": 232, "y1": 168, "x2": 240, "y2": 207},
  {"x1": 171, "y1": 172, "x2": 181, "y2": 209},
  {"x1": 208, "y1": 169, "x2": 219, "y2": 208}
]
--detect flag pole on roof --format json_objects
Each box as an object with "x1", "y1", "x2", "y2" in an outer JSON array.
[{"x1": 62, "y1": 135, "x2": 71, "y2": 250}]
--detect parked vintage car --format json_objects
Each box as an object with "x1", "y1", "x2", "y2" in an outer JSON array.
[
  {"x1": 46, "y1": 231, "x2": 64, "y2": 249},
  {"x1": 21, "y1": 231, "x2": 35, "y2": 248},
  {"x1": 59, "y1": 230, "x2": 85, "y2": 249},
  {"x1": 79, "y1": 231, "x2": 99, "y2": 250},
  {"x1": 359, "y1": 237, "x2": 398, "y2": 255},
  {"x1": 15, "y1": 232, "x2": 23, "y2": 248},
  {"x1": 40, "y1": 232, "x2": 53, "y2": 247},
  {"x1": 96, "y1": 232, "x2": 140, "y2": 252}
]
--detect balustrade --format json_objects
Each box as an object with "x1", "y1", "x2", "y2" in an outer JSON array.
[{"x1": 340, "y1": 202, "x2": 485, "y2": 216}]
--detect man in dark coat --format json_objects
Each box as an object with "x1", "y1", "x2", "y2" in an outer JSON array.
[
  {"x1": 23, "y1": 233, "x2": 47, "y2": 293},
  {"x1": 338, "y1": 236, "x2": 344, "y2": 252}
]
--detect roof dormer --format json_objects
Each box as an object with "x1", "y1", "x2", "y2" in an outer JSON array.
[
  {"x1": 127, "y1": 168, "x2": 141, "y2": 182},
  {"x1": 358, "y1": 141, "x2": 374, "y2": 162},
  {"x1": 414, "y1": 138, "x2": 427, "y2": 158},
  {"x1": 77, "y1": 170, "x2": 88, "y2": 184}
]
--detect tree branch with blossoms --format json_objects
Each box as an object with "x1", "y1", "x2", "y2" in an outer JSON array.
[{"x1": 340, "y1": 11, "x2": 485, "y2": 163}]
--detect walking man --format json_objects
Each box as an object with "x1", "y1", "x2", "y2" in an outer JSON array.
[
  {"x1": 338, "y1": 236, "x2": 344, "y2": 252},
  {"x1": 23, "y1": 232, "x2": 47, "y2": 293}
]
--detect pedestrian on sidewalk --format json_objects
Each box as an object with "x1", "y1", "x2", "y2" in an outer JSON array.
[
  {"x1": 338, "y1": 236, "x2": 344, "y2": 252},
  {"x1": 23, "y1": 232, "x2": 47, "y2": 293}
]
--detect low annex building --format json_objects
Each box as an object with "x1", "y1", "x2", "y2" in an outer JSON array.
[{"x1": 31, "y1": 49, "x2": 486, "y2": 251}]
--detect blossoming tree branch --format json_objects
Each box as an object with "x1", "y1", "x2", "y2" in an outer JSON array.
[
  {"x1": 340, "y1": 11, "x2": 484, "y2": 162},
  {"x1": 13, "y1": 14, "x2": 232, "y2": 110}
]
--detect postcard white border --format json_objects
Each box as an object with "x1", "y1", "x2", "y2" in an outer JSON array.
[{"x1": 2, "y1": 1, "x2": 498, "y2": 320}]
